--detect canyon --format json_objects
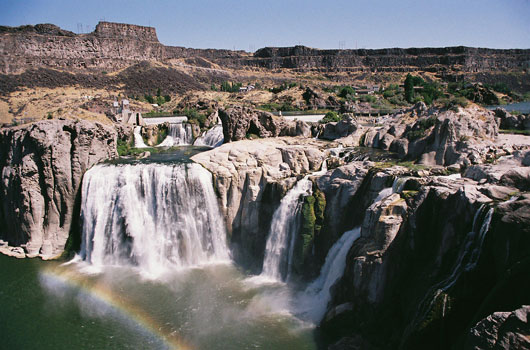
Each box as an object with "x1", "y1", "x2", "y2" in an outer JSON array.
[{"x1": 0, "y1": 20, "x2": 529, "y2": 350}]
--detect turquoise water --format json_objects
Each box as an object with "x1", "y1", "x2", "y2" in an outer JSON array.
[{"x1": 0, "y1": 255, "x2": 317, "y2": 350}]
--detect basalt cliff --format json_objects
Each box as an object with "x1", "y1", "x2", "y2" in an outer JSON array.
[{"x1": 1, "y1": 21, "x2": 530, "y2": 92}]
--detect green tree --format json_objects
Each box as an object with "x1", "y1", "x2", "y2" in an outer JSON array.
[
  {"x1": 339, "y1": 86, "x2": 355, "y2": 98},
  {"x1": 404, "y1": 74, "x2": 414, "y2": 103}
]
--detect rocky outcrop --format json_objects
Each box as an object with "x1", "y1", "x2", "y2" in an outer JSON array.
[
  {"x1": 218, "y1": 106, "x2": 308, "y2": 142},
  {"x1": 363, "y1": 104, "x2": 499, "y2": 166},
  {"x1": 192, "y1": 137, "x2": 327, "y2": 271},
  {"x1": 316, "y1": 156, "x2": 530, "y2": 349},
  {"x1": 495, "y1": 108, "x2": 530, "y2": 131},
  {"x1": 0, "y1": 120, "x2": 118, "y2": 258},
  {"x1": 465, "y1": 305, "x2": 530, "y2": 349}
]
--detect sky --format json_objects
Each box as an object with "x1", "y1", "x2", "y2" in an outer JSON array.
[{"x1": 1, "y1": 0, "x2": 529, "y2": 51}]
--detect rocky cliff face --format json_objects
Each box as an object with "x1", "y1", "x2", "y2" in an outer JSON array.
[
  {"x1": 0, "y1": 21, "x2": 240, "y2": 74},
  {"x1": 315, "y1": 155, "x2": 530, "y2": 349},
  {"x1": 251, "y1": 45, "x2": 530, "y2": 73},
  {"x1": 1, "y1": 22, "x2": 529, "y2": 78},
  {"x1": 193, "y1": 121, "x2": 529, "y2": 348},
  {"x1": 360, "y1": 103, "x2": 500, "y2": 167},
  {"x1": 191, "y1": 137, "x2": 327, "y2": 271},
  {"x1": 219, "y1": 106, "x2": 312, "y2": 142},
  {"x1": 0, "y1": 120, "x2": 118, "y2": 258}
]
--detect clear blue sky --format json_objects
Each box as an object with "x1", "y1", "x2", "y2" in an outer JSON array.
[{"x1": 1, "y1": 0, "x2": 529, "y2": 51}]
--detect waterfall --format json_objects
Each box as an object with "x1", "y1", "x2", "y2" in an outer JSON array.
[
  {"x1": 194, "y1": 125, "x2": 224, "y2": 148},
  {"x1": 79, "y1": 162, "x2": 229, "y2": 277},
  {"x1": 261, "y1": 176, "x2": 314, "y2": 281},
  {"x1": 296, "y1": 227, "x2": 361, "y2": 323},
  {"x1": 133, "y1": 126, "x2": 148, "y2": 148},
  {"x1": 157, "y1": 123, "x2": 193, "y2": 147}
]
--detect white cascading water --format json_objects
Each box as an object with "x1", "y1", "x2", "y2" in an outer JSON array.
[
  {"x1": 133, "y1": 126, "x2": 148, "y2": 148},
  {"x1": 157, "y1": 123, "x2": 193, "y2": 147},
  {"x1": 193, "y1": 125, "x2": 224, "y2": 148},
  {"x1": 261, "y1": 163, "x2": 328, "y2": 282},
  {"x1": 261, "y1": 176, "x2": 314, "y2": 281},
  {"x1": 79, "y1": 162, "x2": 229, "y2": 277},
  {"x1": 296, "y1": 227, "x2": 361, "y2": 323}
]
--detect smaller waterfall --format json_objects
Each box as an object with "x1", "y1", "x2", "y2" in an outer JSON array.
[
  {"x1": 133, "y1": 126, "x2": 148, "y2": 148},
  {"x1": 157, "y1": 123, "x2": 193, "y2": 147},
  {"x1": 296, "y1": 227, "x2": 361, "y2": 323},
  {"x1": 261, "y1": 176, "x2": 314, "y2": 281},
  {"x1": 194, "y1": 125, "x2": 224, "y2": 148}
]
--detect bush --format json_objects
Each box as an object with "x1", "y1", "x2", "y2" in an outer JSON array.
[
  {"x1": 360, "y1": 95, "x2": 377, "y2": 103},
  {"x1": 320, "y1": 111, "x2": 342, "y2": 123},
  {"x1": 338, "y1": 86, "x2": 355, "y2": 98}
]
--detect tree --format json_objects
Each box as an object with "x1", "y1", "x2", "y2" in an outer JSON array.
[
  {"x1": 339, "y1": 86, "x2": 355, "y2": 98},
  {"x1": 404, "y1": 74, "x2": 414, "y2": 103}
]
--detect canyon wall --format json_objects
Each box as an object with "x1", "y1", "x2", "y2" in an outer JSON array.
[
  {"x1": 1, "y1": 22, "x2": 529, "y2": 76},
  {"x1": 0, "y1": 21, "x2": 241, "y2": 74},
  {"x1": 0, "y1": 120, "x2": 121, "y2": 258}
]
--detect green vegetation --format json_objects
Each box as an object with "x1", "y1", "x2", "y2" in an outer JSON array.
[
  {"x1": 270, "y1": 82, "x2": 297, "y2": 94},
  {"x1": 404, "y1": 74, "x2": 443, "y2": 105},
  {"x1": 338, "y1": 86, "x2": 355, "y2": 98},
  {"x1": 173, "y1": 108, "x2": 210, "y2": 128},
  {"x1": 406, "y1": 116, "x2": 438, "y2": 141},
  {"x1": 156, "y1": 128, "x2": 168, "y2": 144},
  {"x1": 143, "y1": 88, "x2": 171, "y2": 105},
  {"x1": 499, "y1": 129, "x2": 530, "y2": 135},
  {"x1": 295, "y1": 187, "x2": 326, "y2": 274},
  {"x1": 439, "y1": 96, "x2": 469, "y2": 111},
  {"x1": 220, "y1": 81, "x2": 242, "y2": 92},
  {"x1": 143, "y1": 111, "x2": 173, "y2": 117},
  {"x1": 320, "y1": 111, "x2": 342, "y2": 123}
]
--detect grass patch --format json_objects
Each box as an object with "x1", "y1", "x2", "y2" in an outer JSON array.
[{"x1": 499, "y1": 129, "x2": 530, "y2": 136}]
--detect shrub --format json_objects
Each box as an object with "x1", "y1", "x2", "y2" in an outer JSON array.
[
  {"x1": 320, "y1": 111, "x2": 342, "y2": 123},
  {"x1": 338, "y1": 86, "x2": 355, "y2": 98}
]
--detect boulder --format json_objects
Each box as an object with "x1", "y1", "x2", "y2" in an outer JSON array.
[{"x1": 465, "y1": 306, "x2": 530, "y2": 350}]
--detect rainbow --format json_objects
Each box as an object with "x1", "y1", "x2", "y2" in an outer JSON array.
[{"x1": 40, "y1": 266, "x2": 192, "y2": 350}]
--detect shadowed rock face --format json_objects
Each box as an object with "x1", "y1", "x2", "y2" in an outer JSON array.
[{"x1": 0, "y1": 120, "x2": 118, "y2": 258}]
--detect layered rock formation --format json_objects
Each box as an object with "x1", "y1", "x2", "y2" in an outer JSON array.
[
  {"x1": 191, "y1": 137, "x2": 327, "y2": 270},
  {"x1": 0, "y1": 21, "x2": 241, "y2": 74},
  {"x1": 251, "y1": 45, "x2": 530, "y2": 73},
  {"x1": 219, "y1": 106, "x2": 311, "y2": 142},
  {"x1": 314, "y1": 155, "x2": 530, "y2": 349},
  {"x1": 0, "y1": 120, "x2": 119, "y2": 258},
  {"x1": 1, "y1": 21, "x2": 529, "y2": 83},
  {"x1": 360, "y1": 103, "x2": 500, "y2": 166}
]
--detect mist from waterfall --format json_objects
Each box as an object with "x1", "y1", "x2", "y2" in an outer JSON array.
[{"x1": 79, "y1": 162, "x2": 229, "y2": 277}]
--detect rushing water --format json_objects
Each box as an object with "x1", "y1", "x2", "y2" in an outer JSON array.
[
  {"x1": 193, "y1": 125, "x2": 224, "y2": 148},
  {"x1": 79, "y1": 162, "x2": 229, "y2": 277},
  {"x1": 295, "y1": 227, "x2": 361, "y2": 323},
  {"x1": 158, "y1": 124, "x2": 194, "y2": 147},
  {"x1": 260, "y1": 176, "x2": 314, "y2": 282},
  {"x1": 1, "y1": 147, "x2": 361, "y2": 349},
  {"x1": 134, "y1": 126, "x2": 149, "y2": 148}
]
